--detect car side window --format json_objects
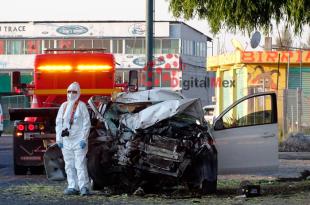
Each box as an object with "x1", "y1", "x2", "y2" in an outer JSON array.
[{"x1": 220, "y1": 95, "x2": 275, "y2": 129}]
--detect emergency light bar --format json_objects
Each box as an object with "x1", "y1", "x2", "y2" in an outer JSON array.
[
  {"x1": 37, "y1": 65, "x2": 72, "y2": 71},
  {"x1": 77, "y1": 65, "x2": 112, "y2": 71}
]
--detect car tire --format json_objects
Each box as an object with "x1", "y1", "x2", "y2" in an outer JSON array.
[
  {"x1": 0, "y1": 131, "x2": 2, "y2": 137},
  {"x1": 201, "y1": 179, "x2": 217, "y2": 194}
]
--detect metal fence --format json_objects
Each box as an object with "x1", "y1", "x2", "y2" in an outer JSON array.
[
  {"x1": 0, "y1": 95, "x2": 30, "y2": 132},
  {"x1": 282, "y1": 88, "x2": 310, "y2": 138}
]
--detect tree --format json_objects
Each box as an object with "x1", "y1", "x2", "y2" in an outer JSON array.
[
  {"x1": 169, "y1": 0, "x2": 310, "y2": 35},
  {"x1": 275, "y1": 27, "x2": 293, "y2": 50}
]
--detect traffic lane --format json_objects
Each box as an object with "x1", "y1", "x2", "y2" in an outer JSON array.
[
  {"x1": 0, "y1": 135, "x2": 46, "y2": 187},
  {"x1": 0, "y1": 134, "x2": 13, "y2": 177}
]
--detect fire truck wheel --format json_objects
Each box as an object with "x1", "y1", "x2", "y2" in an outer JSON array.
[
  {"x1": 31, "y1": 166, "x2": 45, "y2": 175},
  {"x1": 14, "y1": 164, "x2": 28, "y2": 175}
]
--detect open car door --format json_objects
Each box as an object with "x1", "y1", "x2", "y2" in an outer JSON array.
[{"x1": 210, "y1": 92, "x2": 278, "y2": 174}]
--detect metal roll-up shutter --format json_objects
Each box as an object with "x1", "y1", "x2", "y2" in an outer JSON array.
[
  {"x1": 301, "y1": 70, "x2": 310, "y2": 127},
  {"x1": 288, "y1": 68, "x2": 310, "y2": 127},
  {"x1": 288, "y1": 69, "x2": 301, "y2": 89}
]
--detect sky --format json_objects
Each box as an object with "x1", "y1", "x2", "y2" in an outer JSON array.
[{"x1": 1, "y1": 0, "x2": 309, "y2": 54}]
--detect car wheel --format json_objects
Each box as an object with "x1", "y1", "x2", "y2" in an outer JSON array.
[
  {"x1": 201, "y1": 179, "x2": 217, "y2": 194},
  {"x1": 0, "y1": 131, "x2": 2, "y2": 137}
]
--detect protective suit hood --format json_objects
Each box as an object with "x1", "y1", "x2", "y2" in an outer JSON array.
[
  {"x1": 67, "y1": 82, "x2": 81, "y2": 102},
  {"x1": 63, "y1": 82, "x2": 81, "y2": 127}
]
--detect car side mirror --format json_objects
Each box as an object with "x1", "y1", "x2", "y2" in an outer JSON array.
[
  {"x1": 214, "y1": 118, "x2": 224, "y2": 130},
  {"x1": 128, "y1": 70, "x2": 138, "y2": 92}
]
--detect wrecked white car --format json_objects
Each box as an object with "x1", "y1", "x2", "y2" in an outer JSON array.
[
  {"x1": 86, "y1": 89, "x2": 218, "y2": 194},
  {"x1": 44, "y1": 89, "x2": 278, "y2": 194}
]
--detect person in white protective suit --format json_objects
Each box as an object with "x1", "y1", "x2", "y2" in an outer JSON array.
[{"x1": 55, "y1": 82, "x2": 91, "y2": 196}]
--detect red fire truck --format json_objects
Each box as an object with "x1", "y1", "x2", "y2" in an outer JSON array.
[{"x1": 9, "y1": 49, "x2": 137, "y2": 174}]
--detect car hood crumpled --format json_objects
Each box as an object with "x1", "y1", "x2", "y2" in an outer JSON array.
[
  {"x1": 115, "y1": 89, "x2": 185, "y2": 104},
  {"x1": 119, "y1": 97, "x2": 204, "y2": 131}
]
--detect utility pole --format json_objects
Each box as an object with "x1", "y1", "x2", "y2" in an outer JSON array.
[{"x1": 146, "y1": 0, "x2": 154, "y2": 90}]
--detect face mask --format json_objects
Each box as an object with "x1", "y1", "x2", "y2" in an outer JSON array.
[{"x1": 67, "y1": 92, "x2": 78, "y2": 101}]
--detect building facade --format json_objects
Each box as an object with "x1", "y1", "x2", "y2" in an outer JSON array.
[
  {"x1": 207, "y1": 50, "x2": 310, "y2": 138},
  {"x1": 0, "y1": 21, "x2": 214, "y2": 105}
]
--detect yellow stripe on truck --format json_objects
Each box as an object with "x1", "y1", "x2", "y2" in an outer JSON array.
[{"x1": 34, "y1": 88, "x2": 122, "y2": 95}]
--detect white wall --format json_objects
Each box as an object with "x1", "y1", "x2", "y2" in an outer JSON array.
[{"x1": 181, "y1": 64, "x2": 215, "y2": 106}]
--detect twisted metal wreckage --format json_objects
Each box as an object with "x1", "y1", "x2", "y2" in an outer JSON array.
[{"x1": 44, "y1": 89, "x2": 218, "y2": 194}]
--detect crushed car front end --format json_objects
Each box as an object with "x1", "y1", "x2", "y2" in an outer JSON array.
[{"x1": 87, "y1": 90, "x2": 218, "y2": 194}]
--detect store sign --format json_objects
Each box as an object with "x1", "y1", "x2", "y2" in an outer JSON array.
[
  {"x1": 241, "y1": 51, "x2": 310, "y2": 64},
  {"x1": 56, "y1": 25, "x2": 88, "y2": 35},
  {"x1": 0, "y1": 25, "x2": 26, "y2": 32},
  {"x1": 0, "y1": 22, "x2": 169, "y2": 37},
  {"x1": 128, "y1": 24, "x2": 146, "y2": 36},
  {"x1": 133, "y1": 56, "x2": 165, "y2": 66},
  {"x1": 115, "y1": 54, "x2": 179, "y2": 69}
]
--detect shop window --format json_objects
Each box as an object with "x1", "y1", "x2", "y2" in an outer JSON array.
[
  {"x1": 102, "y1": 40, "x2": 110, "y2": 52},
  {"x1": 112, "y1": 39, "x2": 123, "y2": 54},
  {"x1": 153, "y1": 39, "x2": 161, "y2": 54},
  {"x1": 193, "y1": 41, "x2": 197, "y2": 56},
  {"x1": 162, "y1": 39, "x2": 179, "y2": 54},
  {"x1": 162, "y1": 39, "x2": 170, "y2": 54},
  {"x1": 43, "y1": 40, "x2": 55, "y2": 50},
  {"x1": 201, "y1": 42, "x2": 206, "y2": 57},
  {"x1": 57, "y1": 39, "x2": 73, "y2": 49},
  {"x1": 93, "y1": 40, "x2": 110, "y2": 52},
  {"x1": 189, "y1": 41, "x2": 193, "y2": 55},
  {"x1": 7, "y1": 40, "x2": 25, "y2": 55},
  {"x1": 75, "y1": 39, "x2": 92, "y2": 49},
  {"x1": 125, "y1": 39, "x2": 144, "y2": 54},
  {"x1": 183, "y1": 40, "x2": 186, "y2": 55},
  {"x1": 25, "y1": 40, "x2": 42, "y2": 54},
  {"x1": 125, "y1": 39, "x2": 134, "y2": 54},
  {"x1": 0, "y1": 40, "x2": 6, "y2": 54}
]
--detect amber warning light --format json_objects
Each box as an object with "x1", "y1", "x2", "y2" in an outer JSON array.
[
  {"x1": 37, "y1": 64, "x2": 112, "y2": 72},
  {"x1": 37, "y1": 65, "x2": 72, "y2": 71},
  {"x1": 77, "y1": 64, "x2": 112, "y2": 71}
]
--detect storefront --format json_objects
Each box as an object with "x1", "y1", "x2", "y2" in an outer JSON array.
[{"x1": 207, "y1": 50, "x2": 310, "y2": 136}]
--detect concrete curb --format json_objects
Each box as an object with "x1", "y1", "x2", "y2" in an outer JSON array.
[{"x1": 279, "y1": 152, "x2": 310, "y2": 160}]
